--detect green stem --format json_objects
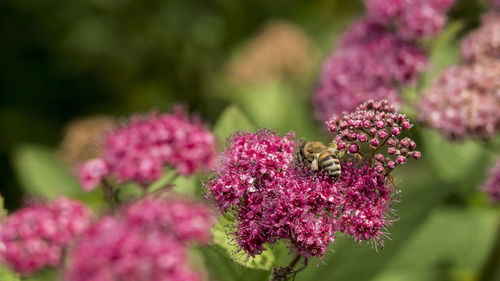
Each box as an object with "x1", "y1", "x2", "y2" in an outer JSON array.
[
  {"x1": 101, "y1": 179, "x2": 119, "y2": 209},
  {"x1": 269, "y1": 254, "x2": 307, "y2": 281},
  {"x1": 478, "y1": 214, "x2": 500, "y2": 281}
]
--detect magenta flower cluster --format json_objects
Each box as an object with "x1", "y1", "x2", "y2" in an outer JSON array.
[
  {"x1": 419, "y1": 63, "x2": 500, "y2": 140},
  {"x1": 0, "y1": 197, "x2": 92, "y2": 275},
  {"x1": 364, "y1": 0, "x2": 455, "y2": 40},
  {"x1": 491, "y1": 0, "x2": 500, "y2": 10},
  {"x1": 461, "y1": 12, "x2": 500, "y2": 64},
  {"x1": 328, "y1": 100, "x2": 421, "y2": 173},
  {"x1": 480, "y1": 159, "x2": 500, "y2": 203},
  {"x1": 76, "y1": 107, "x2": 217, "y2": 190},
  {"x1": 204, "y1": 114, "x2": 418, "y2": 258},
  {"x1": 313, "y1": 0, "x2": 454, "y2": 122},
  {"x1": 65, "y1": 197, "x2": 214, "y2": 281}
]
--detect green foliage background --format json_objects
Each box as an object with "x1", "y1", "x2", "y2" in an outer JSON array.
[{"x1": 1, "y1": 0, "x2": 500, "y2": 280}]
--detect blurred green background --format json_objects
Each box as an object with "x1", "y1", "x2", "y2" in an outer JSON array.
[{"x1": 1, "y1": 0, "x2": 500, "y2": 280}]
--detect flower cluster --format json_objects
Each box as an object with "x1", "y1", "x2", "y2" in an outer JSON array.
[
  {"x1": 76, "y1": 107, "x2": 217, "y2": 190},
  {"x1": 205, "y1": 117, "x2": 418, "y2": 258},
  {"x1": 0, "y1": 197, "x2": 92, "y2": 275},
  {"x1": 461, "y1": 12, "x2": 500, "y2": 64},
  {"x1": 328, "y1": 100, "x2": 421, "y2": 172},
  {"x1": 313, "y1": 21, "x2": 425, "y2": 121},
  {"x1": 206, "y1": 130, "x2": 297, "y2": 212},
  {"x1": 335, "y1": 162, "x2": 393, "y2": 244},
  {"x1": 364, "y1": 0, "x2": 455, "y2": 40},
  {"x1": 418, "y1": 63, "x2": 500, "y2": 140},
  {"x1": 65, "y1": 198, "x2": 214, "y2": 281},
  {"x1": 491, "y1": 0, "x2": 500, "y2": 10},
  {"x1": 313, "y1": 1, "x2": 454, "y2": 122},
  {"x1": 480, "y1": 159, "x2": 500, "y2": 203}
]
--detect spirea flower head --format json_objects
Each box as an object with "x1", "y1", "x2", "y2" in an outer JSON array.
[
  {"x1": 418, "y1": 63, "x2": 500, "y2": 140},
  {"x1": 313, "y1": 20, "x2": 426, "y2": 121},
  {"x1": 66, "y1": 198, "x2": 214, "y2": 281},
  {"x1": 335, "y1": 162, "x2": 394, "y2": 245},
  {"x1": 124, "y1": 197, "x2": 215, "y2": 244},
  {"x1": 461, "y1": 12, "x2": 500, "y2": 63},
  {"x1": 327, "y1": 100, "x2": 421, "y2": 173},
  {"x1": 0, "y1": 197, "x2": 92, "y2": 275},
  {"x1": 364, "y1": 0, "x2": 455, "y2": 40},
  {"x1": 76, "y1": 158, "x2": 110, "y2": 192},
  {"x1": 492, "y1": 0, "x2": 500, "y2": 9},
  {"x1": 205, "y1": 129, "x2": 297, "y2": 212},
  {"x1": 480, "y1": 159, "x2": 500, "y2": 203},
  {"x1": 204, "y1": 126, "x2": 405, "y2": 259},
  {"x1": 77, "y1": 107, "x2": 217, "y2": 190}
]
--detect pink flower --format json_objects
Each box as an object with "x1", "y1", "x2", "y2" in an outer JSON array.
[
  {"x1": 327, "y1": 100, "x2": 421, "y2": 172},
  {"x1": 0, "y1": 197, "x2": 92, "y2": 275},
  {"x1": 336, "y1": 162, "x2": 393, "y2": 244},
  {"x1": 364, "y1": 0, "x2": 455, "y2": 40},
  {"x1": 313, "y1": 19, "x2": 426, "y2": 121},
  {"x1": 78, "y1": 107, "x2": 217, "y2": 188},
  {"x1": 205, "y1": 130, "x2": 297, "y2": 212},
  {"x1": 418, "y1": 63, "x2": 500, "y2": 140},
  {"x1": 124, "y1": 198, "x2": 215, "y2": 244},
  {"x1": 461, "y1": 12, "x2": 500, "y2": 63},
  {"x1": 65, "y1": 198, "x2": 214, "y2": 281},
  {"x1": 204, "y1": 125, "x2": 410, "y2": 258},
  {"x1": 76, "y1": 158, "x2": 109, "y2": 191}
]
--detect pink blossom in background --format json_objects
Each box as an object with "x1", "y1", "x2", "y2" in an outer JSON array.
[
  {"x1": 491, "y1": 0, "x2": 500, "y2": 9},
  {"x1": 124, "y1": 198, "x2": 215, "y2": 244},
  {"x1": 76, "y1": 158, "x2": 109, "y2": 191},
  {"x1": 364, "y1": 0, "x2": 455, "y2": 40},
  {"x1": 418, "y1": 63, "x2": 500, "y2": 140},
  {"x1": 481, "y1": 159, "x2": 500, "y2": 203},
  {"x1": 66, "y1": 198, "x2": 214, "y2": 281},
  {"x1": 461, "y1": 12, "x2": 500, "y2": 63},
  {"x1": 0, "y1": 197, "x2": 92, "y2": 275},
  {"x1": 313, "y1": 19, "x2": 427, "y2": 121},
  {"x1": 77, "y1": 107, "x2": 217, "y2": 188},
  {"x1": 313, "y1": 0, "x2": 455, "y2": 123}
]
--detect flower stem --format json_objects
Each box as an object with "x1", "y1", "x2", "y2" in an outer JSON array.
[
  {"x1": 269, "y1": 254, "x2": 307, "y2": 281},
  {"x1": 478, "y1": 214, "x2": 500, "y2": 281},
  {"x1": 102, "y1": 179, "x2": 120, "y2": 209}
]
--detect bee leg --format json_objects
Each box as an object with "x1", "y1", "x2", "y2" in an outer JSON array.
[{"x1": 311, "y1": 159, "x2": 319, "y2": 171}]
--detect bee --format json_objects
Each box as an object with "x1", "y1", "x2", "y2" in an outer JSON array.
[{"x1": 299, "y1": 141, "x2": 341, "y2": 179}]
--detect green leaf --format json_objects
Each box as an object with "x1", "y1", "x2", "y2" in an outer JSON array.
[
  {"x1": 0, "y1": 267, "x2": 20, "y2": 281},
  {"x1": 421, "y1": 128, "x2": 491, "y2": 196},
  {"x1": 422, "y1": 20, "x2": 464, "y2": 88},
  {"x1": 22, "y1": 268, "x2": 60, "y2": 281},
  {"x1": 230, "y1": 83, "x2": 326, "y2": 141},
  {"x1": 372, "y1": 208, "x2": 499, "y2": 281},
  {"x1": 11, "y1": 144, "x2": 106, "y2": 209},
  {"x1": 213, "y1": 104, "x2": 256, "y2": 146},
  {"x1": 147, "y1": 169, "x2": 201, "y2": 197},
  {"x1": 211, "y1": 215, "x2": 275, "y2": 271}
]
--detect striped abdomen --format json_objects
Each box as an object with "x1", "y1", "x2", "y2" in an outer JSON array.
[{"x1": 317, "y1": 151, "x2": 341, "y2": 178}]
